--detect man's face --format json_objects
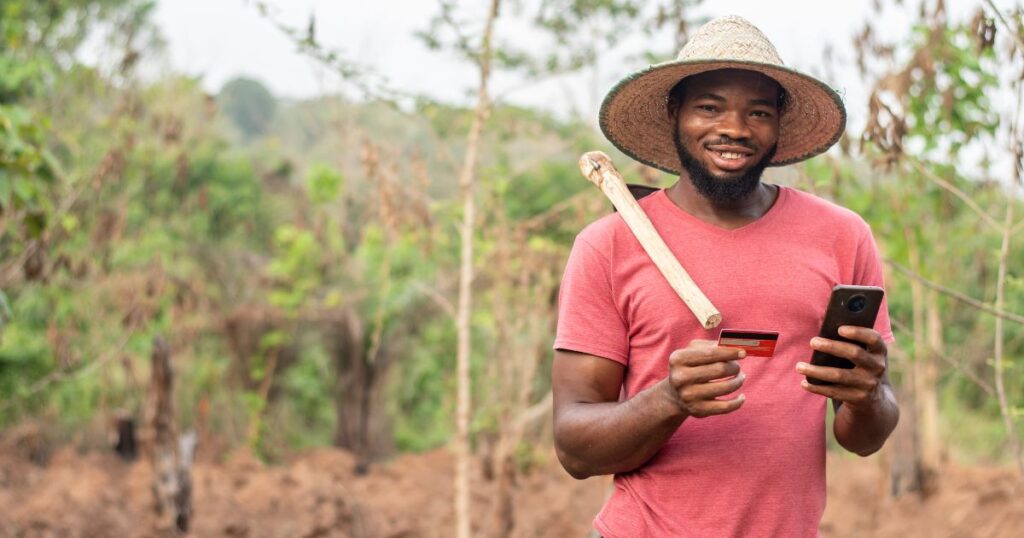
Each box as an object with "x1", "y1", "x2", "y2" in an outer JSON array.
[{"x1": 672, "y1": 69, "x2": 782, "y2": 203}]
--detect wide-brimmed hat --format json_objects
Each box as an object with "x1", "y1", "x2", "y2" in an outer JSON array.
[{"x1": 599, "y1": 15, "x2": 846, "y2": 173}]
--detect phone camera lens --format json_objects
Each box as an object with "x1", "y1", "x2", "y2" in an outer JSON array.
[{"x1": 848, "y1": 295, "x2": 867, "y2": 313}]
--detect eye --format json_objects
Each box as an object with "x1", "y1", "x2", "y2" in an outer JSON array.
[
  {"x1": 696, "y1": 104, "x2": 718, "y2": 113},
  {"x1": 751, "y1": 110, "x2": 774, "y2": 118}
]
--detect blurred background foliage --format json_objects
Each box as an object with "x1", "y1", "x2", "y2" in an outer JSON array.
[{"x1": 0, "y1": 0, "x2": 1022, "y2": 484}]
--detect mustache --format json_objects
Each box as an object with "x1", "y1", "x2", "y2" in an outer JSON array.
[{"x1": 704, "y1": 137, "x2": 756, "y2": 150}]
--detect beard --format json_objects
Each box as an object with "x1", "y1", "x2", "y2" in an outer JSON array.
[{"x1": 673, "y1": 129, "x2": 777, "y2": 204}]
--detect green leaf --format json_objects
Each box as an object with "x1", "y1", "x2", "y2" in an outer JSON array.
[
  {"x1": 306, "y1": 163, "x2": 343, "y2": 204},
  {"x1": 0, "y1": 289, "x2": 12, "y2": 332}
]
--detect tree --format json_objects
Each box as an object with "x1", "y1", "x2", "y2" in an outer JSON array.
[
  {"x1": 854, "y1": 0, "x2": 1024, "y2": 489},
  {"x1": 217, "y1": 77, "x2": 278, "y2": 140}
]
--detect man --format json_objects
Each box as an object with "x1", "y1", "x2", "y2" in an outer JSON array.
[{"x1": 552, "y1": 16, "x2": 899, "y2": 538}]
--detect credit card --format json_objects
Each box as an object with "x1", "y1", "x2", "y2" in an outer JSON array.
[{"x1": 718, "y1": 329, "x2": 780, "y2": 357}]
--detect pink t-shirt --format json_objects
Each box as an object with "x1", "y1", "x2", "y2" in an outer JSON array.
[{"x1": 554, "y1": 186, "x2": 893, "y2": 538}]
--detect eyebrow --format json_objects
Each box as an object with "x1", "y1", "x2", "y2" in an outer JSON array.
[
  {"x1": 691, "y1": 92, "x2": 777, "y2": 108},
  {"x1": 692, "y1": 93, "x2": 726, "y2": 102}
]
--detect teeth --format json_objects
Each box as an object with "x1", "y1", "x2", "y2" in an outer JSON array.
[{"x1": 717, "y1": 151, "x2": 744, "y2": 160}]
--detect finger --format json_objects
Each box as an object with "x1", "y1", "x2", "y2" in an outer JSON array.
[
  {"x1": 683, "y1": 361, "x2": 742, "y2": 384},
  {"x1": 794, "y1": 360, "x2": 860, "y2": 385},
  {"x1": 689, "y1": 394, "x2": 746, "y2": 417},
  {"x1": 682, "y1": 372, "x2": 746, "y2": 401},
  {"x1": 809, "y1": 337, "x2": 881, "y2": 373},
  {"x1": 837, "y1": 326, "x2": 887, "y2": 354},
  {"x1": 800, "y1": 379, "x2": 853, "y2": 399},
  {"x1": 670, "y1": 342, "x2": 714, "y2": 366},
  {"x1": 672, "y1": 345, "x2": 746, "y2": 367},
  {"x1": 800, "y1": 379, "x2": 873, "y2": 405}
]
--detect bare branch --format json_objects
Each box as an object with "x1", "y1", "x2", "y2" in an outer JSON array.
[
  {"x1": 983, "y1": 0, "x2": 1024, "y2": 52},
  {"x1": 0, "y1": 324, "x2": 138, "y2": 415},
  {"x1": 247, "y1": 0, "x2": 400, "y2": 102},
  {"x1": 1, "y1": 166, "x2": 92, "y2": 287},
  {"x1": 438, "y1": 0, "x2": 476, "y2": 59},
  {"x1": 906, "y1": 157, "x2": 1005, "y2": 233},
  {"x1": 513, "y1": 390, "x2": 553, "y2": 430},
  {"x1": 517, "y1": 190, "x2": 592, "y2": 232},
  {"x1": 414, "y1": 281, "x2": 456, "y2": 319},
  {"x1": 889, "y1": 317, "x2": 994, "y2": 395},
  {"x1": 885, "y1": 258, "x2": 1024, "y2": 325},
  {"x1": 992, "y1": 17, "x2": 1024, "y2": 477}
]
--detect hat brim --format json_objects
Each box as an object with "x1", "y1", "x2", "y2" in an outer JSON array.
[{"x1": 599, "y1": 59, "x2": 847, "y2": 174}]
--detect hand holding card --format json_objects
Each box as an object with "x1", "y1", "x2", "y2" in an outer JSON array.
[{"x1": 718, "y1": 329, "x2": 779, "y2": 357}]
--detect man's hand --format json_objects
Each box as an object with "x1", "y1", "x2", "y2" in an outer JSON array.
[
  {"x1": 796, "y1": 325, "x2": 898, "y2": 456},
  {"x1": 796, "y1": 325, "x2": 886, "y2": 409},
  {"x1": 666, "y1": 340, "x2": 747, "y2": 418}
]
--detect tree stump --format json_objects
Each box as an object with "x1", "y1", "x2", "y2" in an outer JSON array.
[
  {"x1": 114, "y1": 409, "x2": 137, "y2": 461},
  {"x1": 148, "y1": 336, "x2": 193, "y2": 533}
]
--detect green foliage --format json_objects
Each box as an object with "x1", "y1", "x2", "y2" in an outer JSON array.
[
  {"x1": 218, "y1": 77, "x2": 278, "y2": 140},
  {"x1": 0, "y1": 288, "x2": 54, "y2": 422},
  {"x1": 1, "y1": 0, "x2": 139, "y2": 100},
  {"x1": 901, "y1": 24, "x2": 1000, "y2": 157},
  {"x1": 843, "y1": 11, "x2": 1024, "y2": 462},
  {"x1": 390, "y1": 319, "x2": 456, "y2": 451},
  {"x1": 279, "y1": 343, "x2": 334, "y2": 447},
  {"x1": 0, "y1": 104, "x2": 59, "y2": 241},
  {"x1": 305, "y1": 163, "x2": 343, "y2": 204},
  {"x1": 4, "y1": 0, "x2": 1017, "y2": 471},
  {"x1": 268, "y1": 225, "x2": 321, "y2": 311}
]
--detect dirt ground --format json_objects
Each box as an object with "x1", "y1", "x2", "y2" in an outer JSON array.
[{"x1": 0, "y1": 437, "x2": 1020, "y2": 538}]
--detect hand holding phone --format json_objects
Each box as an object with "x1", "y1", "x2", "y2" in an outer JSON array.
[{"x1": 805, "y1": 285, "x2": 884, "y2": 386}]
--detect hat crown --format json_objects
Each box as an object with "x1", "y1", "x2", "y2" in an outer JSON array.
[{"x1": 676, "y1": 15, "x2": 784, "y2": 67}]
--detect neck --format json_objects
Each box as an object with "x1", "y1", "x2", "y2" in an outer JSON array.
[{"x1": 666, "y1": 175, "x2": 778, "y2": 229}]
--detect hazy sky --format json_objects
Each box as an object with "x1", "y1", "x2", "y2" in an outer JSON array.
[{"x1": 150, "y1": 1, "x2": 989, "y2": 129}]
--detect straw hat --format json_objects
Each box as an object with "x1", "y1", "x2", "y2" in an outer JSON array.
[{"x1": 599, "y1": 15, "x2": 846, "y2": 173}]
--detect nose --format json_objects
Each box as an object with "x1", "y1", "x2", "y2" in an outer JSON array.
[{"x1": 717, "y1": 110, "x2": 753, "y2": 140}]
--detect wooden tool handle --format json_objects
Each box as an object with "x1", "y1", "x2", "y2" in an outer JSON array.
[{"x1": 578, "y1": 151, "x2": 722, "y2": 329}]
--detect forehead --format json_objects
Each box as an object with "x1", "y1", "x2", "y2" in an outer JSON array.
[{"x1": 680, "y1": 69, "x2": 781, "y2": 100}]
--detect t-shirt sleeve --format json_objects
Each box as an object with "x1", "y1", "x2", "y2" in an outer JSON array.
[
  {"x1": 553, "y1": 234, "x2": 629, "y2": 365},
  {"x1": 853, "y1": 225, "x2": 896, "y2": 344}
]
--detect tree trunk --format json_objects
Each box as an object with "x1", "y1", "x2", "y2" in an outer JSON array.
[
  {"x1": 149, "y1": 336, "x2": 190, "y2": 533},
  {"x1": 889, "y1": 236, "x2": 939, "y2": 497},
  {"x1": 921, "y1": 290, "x2": 943, "y2": 468},
  {"x1": 175, "y1": 431, "x2": 196, "y2": 533},
  {"x1": 888, "y1": 352, "x2": 923, "y2": 497},
  {"x1": 909, "y1": 243, "x2": 939, "y2": 495},
  {"x1": 114, "y1": 409, "x2": 137, "y2": 461},
  {"x1": 331, "y1": 309, "x2": 366, "y2": 451},
  {"x1": 454, "y1": 1, "x2": 501, "y2": 536},
  {"x1": 993, "y1": 197, "x2": 1024, "y2": 478}
]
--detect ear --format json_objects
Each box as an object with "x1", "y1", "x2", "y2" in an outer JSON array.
[{"x1": 666, "y1": 95, "x2": 681, "y2": 121}]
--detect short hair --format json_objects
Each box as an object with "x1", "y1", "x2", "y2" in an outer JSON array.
[{"x1": 666, "y1": 73, "x2": 788, "y2": 119}]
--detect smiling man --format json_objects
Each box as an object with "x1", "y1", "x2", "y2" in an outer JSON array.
[{"x1": 552, "y1": 16, "x2": 899, "y2": 538}]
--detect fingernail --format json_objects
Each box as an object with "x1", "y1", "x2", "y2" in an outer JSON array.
[
  {"x1": 795, "y1": 362, "x2": 807, "y2": 372},
  {"x1": 738, "y1": 350, "x2": 747, "y2": 358},
  {"x1": 810, "y1": 338, "x2": 821, "y2": 346}
]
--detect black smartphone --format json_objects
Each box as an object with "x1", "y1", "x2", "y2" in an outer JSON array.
[{"x1": 806, "y1": 285, "x2": 884, "y2": 386}]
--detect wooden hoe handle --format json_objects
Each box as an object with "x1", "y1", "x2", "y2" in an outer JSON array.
[{"x1": 578, "y1": 151, "x2": 722, "y2": 330}]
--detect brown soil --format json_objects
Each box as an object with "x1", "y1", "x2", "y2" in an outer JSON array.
[{"x1": 0, "y1": 442, "x2": 1019, "y2": 537}]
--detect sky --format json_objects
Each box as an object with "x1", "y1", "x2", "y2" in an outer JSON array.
[
  {"x1": 148, "y1": 1, "x2": 946, "y2": 119},
  {"x1": 146, "y1": 0, "x2": 1009, "y2": 175}
]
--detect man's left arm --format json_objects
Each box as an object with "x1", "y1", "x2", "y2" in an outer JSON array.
[{"x1": 796, "y1": 326, "x2": 899, "y2": 456}]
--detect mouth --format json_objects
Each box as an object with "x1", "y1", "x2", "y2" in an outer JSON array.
[{"x1": 704, "y1": 145, "x2": 757, "y2": 173}]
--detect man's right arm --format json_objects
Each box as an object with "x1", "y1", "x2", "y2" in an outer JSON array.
[{"x1": 552, "y1": 342, "x2": 747, "y2": 479}]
